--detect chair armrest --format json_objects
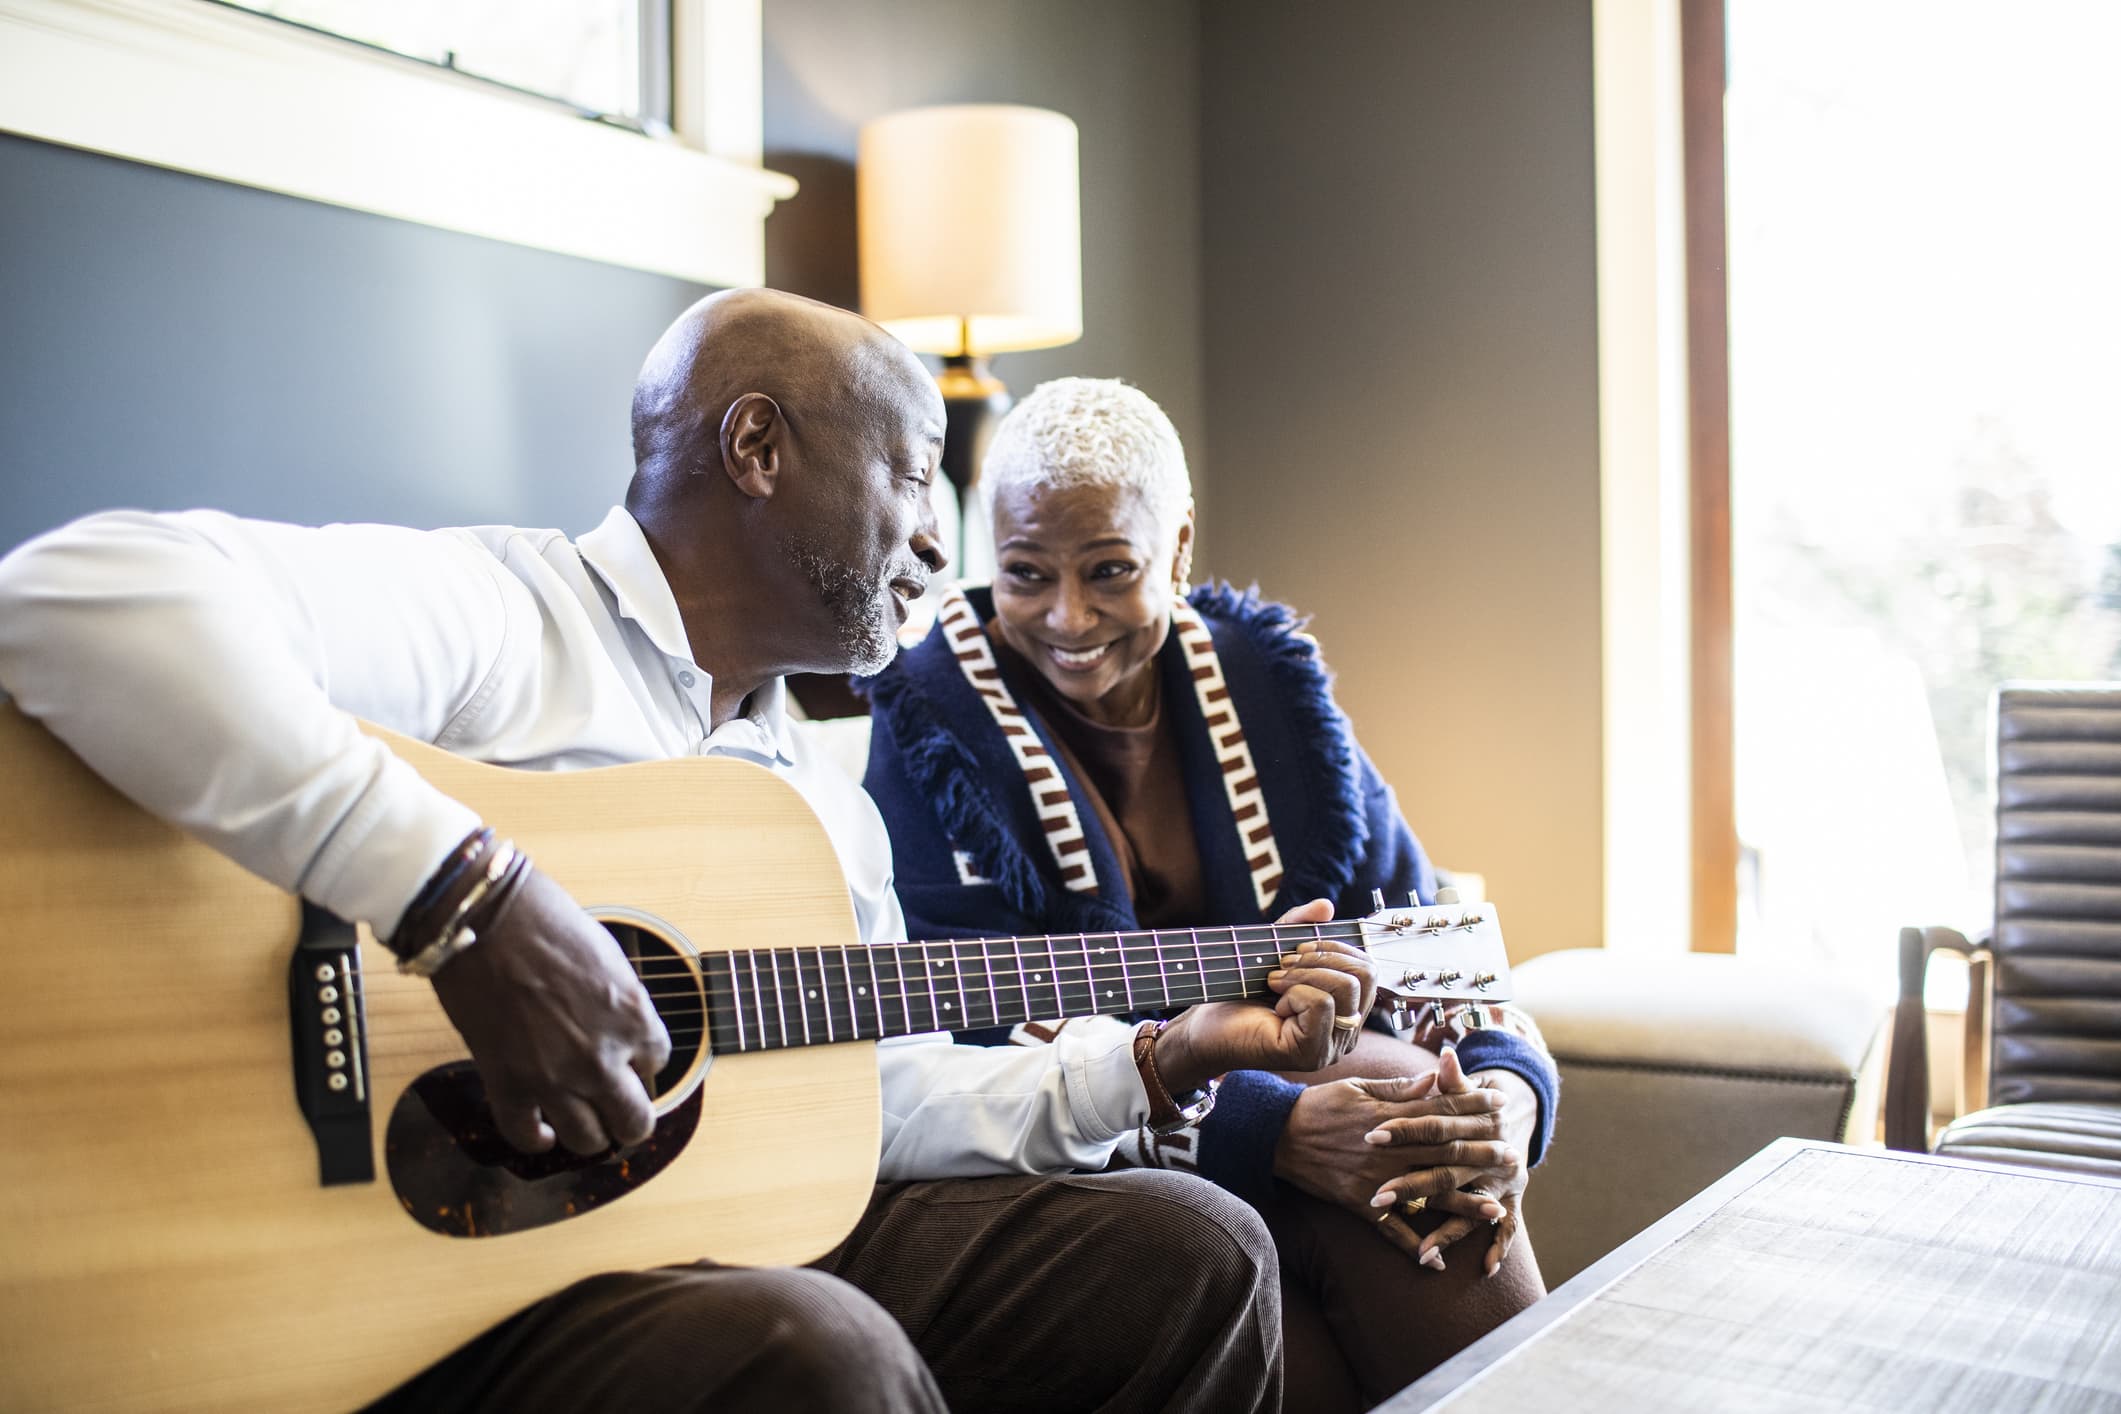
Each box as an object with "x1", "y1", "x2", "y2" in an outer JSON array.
[{"x1": 1884, "y1": 925, "x2": 1991, "y2": 1152}]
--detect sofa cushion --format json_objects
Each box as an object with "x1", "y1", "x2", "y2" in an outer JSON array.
[{"x1": 1933, "y1": 1100, "x2": 2121, "y2": 1178}]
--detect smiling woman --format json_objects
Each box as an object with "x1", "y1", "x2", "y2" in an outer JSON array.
[{"x1": 858, "y1": 378, "x2": 1565, "y2": 1409}]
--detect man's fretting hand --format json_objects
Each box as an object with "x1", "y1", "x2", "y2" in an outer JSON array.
[
  {"x1": 1154, "y1": 899, "x2": 1377, "y2": 1091},
  {"x1": 428, "y1": 865, "x2": 672, "y2": 1155}
]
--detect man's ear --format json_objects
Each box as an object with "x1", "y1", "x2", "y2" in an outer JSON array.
[{"x1": 719, "y1": 392, "x2": 784, "y2": 498}]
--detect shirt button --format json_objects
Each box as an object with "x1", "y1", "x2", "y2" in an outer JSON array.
[{"x1": 678, "y1": 671, "x2": 696, "y2": 688}]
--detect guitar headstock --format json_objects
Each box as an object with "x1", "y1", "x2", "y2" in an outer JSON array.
[{"x1": 1358, "y1": 897, "x2": 1513, "y2": 1005}]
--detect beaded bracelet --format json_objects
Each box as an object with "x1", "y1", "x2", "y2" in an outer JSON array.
[{"x1": 397, "y1": 840, "x2": 526, "y2": 977}]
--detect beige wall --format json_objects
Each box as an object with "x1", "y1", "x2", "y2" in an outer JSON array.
[
  {"x1": 764, "y1": 0, "x2": 1607, "y2": 957},
  {"x1": 760, "y1": 0, "x2": 1205, "y2": 461},
  {"x1": 1198, "y1": 1, "x2": 1604, "y2": 959}
]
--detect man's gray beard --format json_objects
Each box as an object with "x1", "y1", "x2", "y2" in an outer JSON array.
[{"x1": 781, "y1": 532, "x2": 898, "y2": 676}]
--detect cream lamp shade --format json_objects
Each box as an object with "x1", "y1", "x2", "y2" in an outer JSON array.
[{"x1": 858, "y1": 104, "x2": 1083, "y2": 356}]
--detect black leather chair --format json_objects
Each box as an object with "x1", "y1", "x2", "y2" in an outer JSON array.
[{"x1": 1886, "y1": 684, "x2": 2121, "y2": 1175}]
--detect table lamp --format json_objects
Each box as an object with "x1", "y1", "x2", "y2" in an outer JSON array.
[{"x1": 858, "y1": 104, "x2": 1083, "y2": 571}]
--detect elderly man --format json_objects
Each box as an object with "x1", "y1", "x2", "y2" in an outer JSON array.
[{"x1": 0, "y1": 290, "x2": 1377, "y2": 1413}]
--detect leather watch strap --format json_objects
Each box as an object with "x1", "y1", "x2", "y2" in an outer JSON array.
[{"x1": 1132, "y1": 1020, "x2": 1217, "y2": 1135}]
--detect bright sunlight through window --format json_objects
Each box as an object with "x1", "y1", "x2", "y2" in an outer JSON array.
[{"x1": 1728, "y1": 0, "x2": 2121, "y2": 1001}]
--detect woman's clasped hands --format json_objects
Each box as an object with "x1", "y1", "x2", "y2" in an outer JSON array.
[{"x1": 1272, "y1": 1046, "x2": 1528, "y2": 1276}]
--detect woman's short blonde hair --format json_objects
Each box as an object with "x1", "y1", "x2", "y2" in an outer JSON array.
[{"x1": 981, "y1": 377, "x2": 1194, "y2": 535}]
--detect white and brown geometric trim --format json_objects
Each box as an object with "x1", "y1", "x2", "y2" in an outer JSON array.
[
  {"x1": 1169, "y1": 599, "x2": 1283, "y2": 912},
  {"x1": 938, "y1": 588, "x2": 1098, "y2": 894},
  {"x1": 1121, "y1": 1124, "x2": 1200, "y2": 1173}
]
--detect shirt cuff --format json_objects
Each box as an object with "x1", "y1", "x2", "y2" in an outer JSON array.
[
  {"x1": 298, "y1": 737, "x2": 482, "y2": 938},
  {"x1": 1454, "y1": 1030, "x2": 1559, "y2": 1167},
  {"x1": 1065, "y1": 1029, "x2": 1153, "y2": 1143},
  {"x1": 1194, "y1": 1069, "x2": 1306, "y2": 1209}
]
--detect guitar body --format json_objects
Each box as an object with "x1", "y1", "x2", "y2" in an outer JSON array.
[{"x1": 0, "y1": 707, "x2": 881, "y2": 1412}]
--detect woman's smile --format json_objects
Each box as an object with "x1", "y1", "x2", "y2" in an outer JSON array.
[{"x1": 1045, "y1": 640, "x2": 1116, "y2": 671}]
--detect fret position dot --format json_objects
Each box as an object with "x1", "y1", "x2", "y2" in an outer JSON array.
[
  {"x1": 1105, "y1": 989, "x2": 1115, "y2": 998},
  {"x1": 858, "y1": 986, "x2": 868, "y2": 996},
  {"x1": 944, "y1": 1001, "x2": 954, "y2": 1010},
  {"x1": 807, "y1": 990, "x2": 817, "y2": 999},
  {"x1": 1033, "y1": 973, "x2": 1043, "y2": 981}
]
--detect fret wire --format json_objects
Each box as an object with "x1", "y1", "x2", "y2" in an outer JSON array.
[
  {"x1": 1018, "y1": 941, "x2": 1035, "y2": 1038},
  {"x1": 774, "y1": 947, "x2": 798, "y2": 1048},
  {"x1": 790, "y1": 948, "x2": 814, "y2": 1047},
  {"x1": 718, "y1": 953, "x2": 746, "y2": 1053},
  {"x1": 951, "y1": 938, "x2": 971, "y2": 1027},
  {"x1": 836, "y1": 944, "x2": 859, "y2": 1042},
  {"x1": 979, "y1": 938, "x2": 1000, "y2": 1031},
  {"x1": 863, "y1": 946, "x2": 884, "y2": 1041},
  {"x1": 894, "y1": 937, "x2": 914, "y2": 1036},
  {"x1": 917, "y1": 938, "x2": 940, "y2": 1031},
  {"x1": 1190, "y1": 928, "x2": 1209, "y2": 1007},
  {"x1": 1118, "y1": 931, "x2": 1135, "y2": 1012},
  {"x1": 812, "y1": 946, "x2": 834, "y2": 1044},
  {"x1": 746, "y1": 950, "x2": 768, "y2": 1050}
]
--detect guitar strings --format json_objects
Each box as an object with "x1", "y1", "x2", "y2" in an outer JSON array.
[
  {"x1": 348, "y1": 928, "x2": 1369, "y2": 1007},
  {"x1": 348, "y1": 920, "x2": 1388, "y2": 992}
]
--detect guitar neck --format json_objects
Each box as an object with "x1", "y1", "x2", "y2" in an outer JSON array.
[{"x1": 698, "y1": 921, "x2": 1369, "y2": 1053}]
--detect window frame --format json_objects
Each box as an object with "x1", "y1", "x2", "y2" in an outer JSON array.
[{"x1": 0, "y1": 0, "x2": 794, "y2": 286}]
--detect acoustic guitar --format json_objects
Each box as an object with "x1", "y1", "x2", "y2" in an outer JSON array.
[{"x1": 0, "y1": 704, "x2": 1513, "y2": 1411}]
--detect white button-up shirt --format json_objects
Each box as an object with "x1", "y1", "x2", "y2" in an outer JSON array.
[{"x1": 0, "y1": 506, "x2": 1149, "y2": 1179}]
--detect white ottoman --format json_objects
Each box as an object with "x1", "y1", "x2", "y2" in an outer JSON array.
[{"x1": 1513, "y1": 948, "x2": 1887, "y2": 1285}]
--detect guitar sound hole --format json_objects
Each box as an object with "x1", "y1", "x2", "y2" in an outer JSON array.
[
  {"x1": 604, "y1": 920, "x2": 709, "y2": 1099},
  {"x1": 383, "y1": 913, "x2": 710, "y2": 1238}
]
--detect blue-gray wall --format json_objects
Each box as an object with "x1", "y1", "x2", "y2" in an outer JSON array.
[{"x1": 0, "y1": 132, "x2": 706, "y2": 552}]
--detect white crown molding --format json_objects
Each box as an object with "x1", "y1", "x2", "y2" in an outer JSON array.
[{"x1": 0, "y1": 0, "x2": 796, "y2": 286}]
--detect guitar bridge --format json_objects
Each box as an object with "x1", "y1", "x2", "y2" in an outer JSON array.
[{"x1": 288, "y1": 902, "x2": 374, "y2": 1186}]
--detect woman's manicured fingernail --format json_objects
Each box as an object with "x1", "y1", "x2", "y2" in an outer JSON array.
[
  {"x1": 1370, "y1": 1191, "x2": 1397, "y2": 1208},
  {"x1": 1267, "y1": 969, "x2": 1287, "y2": 984},
  {"x1": 1296, "y1": 941, "x2": 1318, "y2": 953},
  {"x1": 1364, "y1": 1129, "x2": 1392, "y2": 1145},
  {"x1": 1280, "y1": 953, "x2": 1300, "y2": 967},
  {"x1": 1421, "y1": 1249, "x2": 1445, "y2": 1271}
]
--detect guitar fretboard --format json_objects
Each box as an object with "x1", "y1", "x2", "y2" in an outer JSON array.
[{"x1": 697, "y1": 921, "x2": 1369, "y2": 1053}]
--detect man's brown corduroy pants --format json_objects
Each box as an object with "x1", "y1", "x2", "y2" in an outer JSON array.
[{"x1": 368, "y1": 1168, "x2": 1282, "y2": 1414}]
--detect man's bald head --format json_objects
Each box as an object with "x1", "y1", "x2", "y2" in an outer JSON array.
[
  {"x1": 629, "y1": 288, "x2": 938, "y2": 493},
  {"x1": 623, "y1": 287, "x2": 948, "y2": 683}
]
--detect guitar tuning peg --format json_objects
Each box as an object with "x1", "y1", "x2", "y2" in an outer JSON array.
[
  {"x1": 1408, "y1": 891, "x2": 1422, "y2": 907},
  {"x1": 1371, "y1": 888, "x2": 1386, "y2": 912},
  {"x1": 1435, "y1": 886, "x2": 1461, "y2": 905}
]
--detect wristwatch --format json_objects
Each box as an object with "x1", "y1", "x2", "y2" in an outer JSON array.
[{"x1": 1132, "y1": 1020, "x2": 1218, "y2": 1135}]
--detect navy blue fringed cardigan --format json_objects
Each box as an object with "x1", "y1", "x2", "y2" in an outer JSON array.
[{"x1": 857, "y1": 584, "x2": 1554, "y2": 1208}]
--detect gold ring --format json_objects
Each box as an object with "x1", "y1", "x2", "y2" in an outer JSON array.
[
  {"x1": 1332, "y1": 1015, "x2": 1363, "y2": 1032},
  {"x1": 1401, "y1": 1195, "x2": 1428, "y2": 1217}
]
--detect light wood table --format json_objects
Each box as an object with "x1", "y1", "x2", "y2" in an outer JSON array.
[{"x1": 1382, "y1": 1138, "x2": 2121, "y2": 1412}]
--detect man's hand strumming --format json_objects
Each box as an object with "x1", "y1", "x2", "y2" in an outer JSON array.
[{"x1": 428, "y1": 865, "x2": 672, "y2": 1155}]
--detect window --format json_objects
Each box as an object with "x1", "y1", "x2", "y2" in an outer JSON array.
[
  {"x1": 212, "y1": 0, "x2": 666, "y2": 132},
  {"x1": 0, "y1": 0, "x2": 790, "y2": 286},
  {"x1": 1726, "y1": 0, "x2": 2121, "y2": 997}
]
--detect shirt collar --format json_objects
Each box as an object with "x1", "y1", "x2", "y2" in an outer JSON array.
[{"x1": 578, "y1": 506, "x2": 796, "y2": 765}]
